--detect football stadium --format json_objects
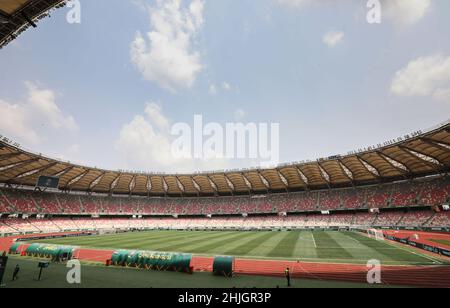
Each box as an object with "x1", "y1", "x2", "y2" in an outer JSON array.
[{"x1": 1, "y1": 0, "x2": 450, "y2": 291}]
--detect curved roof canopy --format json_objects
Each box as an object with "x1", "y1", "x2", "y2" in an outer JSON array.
[
  {"x1": 1, "y1": 123, "x2": 450, "y2": 197},
  {"x1": 0, "y1": 0, "x2": 66, "y2": 49}
]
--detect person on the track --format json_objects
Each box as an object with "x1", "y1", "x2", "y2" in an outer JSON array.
[
  {"x1": 285, "y1": 267, "x2": 291, "y2": 287},
  {"x1": 12, "y1": 264, "x2": 20, "y2": 281}
]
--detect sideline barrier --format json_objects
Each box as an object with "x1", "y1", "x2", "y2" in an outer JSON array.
[
  {"x1": 111, "y1": 250, "x2": 193, "y2": 273},
  {"x1": 385, "y1": 235, "x2": 450, "y2": 257},
  {"x1": 213, "y1": 256, "x2": 235, "y2": 277}
]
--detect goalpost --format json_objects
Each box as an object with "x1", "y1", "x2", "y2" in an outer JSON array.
[
  {"x1": 366, "y1": 228, "x2": 385, "y2": 241},
  {"x1": 98, "y1": 228, "x2": 117, "y2": 235}
]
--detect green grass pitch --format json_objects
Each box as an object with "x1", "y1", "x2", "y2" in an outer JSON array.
[{"x1": 27, "y1": 230, "x2": 447, "y2": 266}]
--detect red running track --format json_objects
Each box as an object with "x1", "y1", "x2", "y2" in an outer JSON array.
[{"x1": 191, "y1": 256, "x2": 450, "y2": 288}]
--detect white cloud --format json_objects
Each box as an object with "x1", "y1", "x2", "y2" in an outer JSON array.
[
  {"x1": 208, "y1": 82, "x2": 232, "y2": 96},
  {"x1": 222, "y1": 82, "x2": 232, "y2": 91},
  {"x1": 0, "y1": 82, "x2": 78, "y2": 145},
  {"x1": 0, "y1": 100, "x2": 40, "y2": 144},
  {"x1": 25, "y1": 82, "x2": 78, "y2": 132},
  {"x1": 383, "y1": 0, "x2": 431, "y2": 27},
  {"x1": 322, "y1": 30, "x2": 344, "y2": 48},
  {"x1": 209, "y1": 84, "x2": 217, "y2": 96},
  {"x1": 130, "y1": 0, "x2": 205, "y2": 92},
  {"x1": 144, "y1": 102, "x2": 170, "y2": 131},
  {"x1": 116, "y1": 102, "x2": 228, "y2": 173},
  {"x1": 391, "y1": 54, "x2": 450, "y2": 101}
]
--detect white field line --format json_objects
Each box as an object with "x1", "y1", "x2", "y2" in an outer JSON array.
[
  {"x1": 311, "y1": 232, "x2": 317, "y2": 248},
  {"x1": 383, "y1": 238, "x2": 443, "y2": 265}
]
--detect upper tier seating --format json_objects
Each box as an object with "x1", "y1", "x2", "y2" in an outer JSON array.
[
  {"x1": 341, "y1": 189, "x2": 365, "y2": 209},
  {"x1": 419, "y1": 179, "x2": 450, "y2": 206},
  {"x1": 1, "y1": 177, "x2": 449, "y2": 215},
  {"x1": 32, "y1": 192, "x2": 61, "y2": 213},
  {"x1": 391, "y1": 183, "x2": 419, "y2": 207},
  {"x1": 56, "y1": 194, "x2": 82, "y2": 213},
  {"x1": 366, "y1": 186, "x2": 391, "y2": 209},
  {"x1": 2, "y1": 189, "x2": 37, "y2": 213}
]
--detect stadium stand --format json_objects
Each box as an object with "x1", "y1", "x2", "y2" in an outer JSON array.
[
  {"x1": 425, "y1": 212, "x2": 450, "y2": 227},
  {"x1": 391, "y1": 182, "x2": 419, "y2": 207},
  {"x1": 420, "y1": 179, "x2": 450, "y2": 206},
  {"x1": 32, "y1": 192, "x2": 61, "y2": 213},
  {"x1": 1, "y1": 123, "x2": 450, "y2": 236},
  {"x1": 373, "y1": 211, "x2": 405, "y2": 227},
  {"x1": 0, "y1": 177, "x2": 449, "y2": 216},
  {"x1": 341, "y1": 189, "x2": 365, "y2": 210},
  {"x1": 2, "y1": 189, "x2": 36, "y2": 213},
  {"x1": 398, "y1": 211, "x2": 434, "y2": 227},
  {"x1": 366, "y1": 185, "x2": 391, "y2": 209},
  {"x1": 55, "y1": 194, "x2": 82, "y2": 214},
  {"x1": 353, "y1": 212, "x2": 377, "y2": 226}
]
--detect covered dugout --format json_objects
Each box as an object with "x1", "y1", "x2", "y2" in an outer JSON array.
[
  {"x1": 213, "y1": 256, "x2": 235, "y2": 277},
  {"x1": 111, "y1": 250, "x2": 193, "y2": 273},
  {"x1": 25, "y1": 243, "x2": 76, "y2": 262},
  {"x1": 9, "y1": 242, "x2": 22, "y2": 254}
]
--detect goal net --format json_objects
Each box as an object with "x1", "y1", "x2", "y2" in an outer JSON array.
[
  {"x1": 366, "y1": 228, "x2": 385, "y2": 241},
  {"x1": 98, "y1": 228, "x2": 117, "y2": 235}
]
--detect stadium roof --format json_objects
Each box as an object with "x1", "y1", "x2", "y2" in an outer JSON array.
[
  {"x1": 1, "y1": 122, "x2": 450, "y2": 197},
  {"x1": 0, "y1": 0, "x2": 66, "y2": 49}
]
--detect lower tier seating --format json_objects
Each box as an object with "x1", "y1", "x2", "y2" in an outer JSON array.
[{"x1": 1, "y1": 210, "x2": 448, "y2": 234}]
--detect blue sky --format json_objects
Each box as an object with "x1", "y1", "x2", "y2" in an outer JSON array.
[{"x1": 1, "y1": 0, "x2": 450, "y2": 173}]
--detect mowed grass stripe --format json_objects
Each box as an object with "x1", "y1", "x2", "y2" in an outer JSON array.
[
  {"x1": 224, "y1": 232, "x2": 280, "y2": 256},
  {"x1": 246, "y1": 232, "x2": 289, "y2": 257},
  {"x1": 30, "y1": 230, "x2": 182, "y2": 246},
  {"x1": 97, "y1": 231, "x2": 232, "y2": 251},
  {"x1": 29, "y1": 231, "x2": 222, "y2": 250},
  {"x1": 314, "y1": 232, "x2": 354, "y2": 260},
  {"x1": 267, "y1": 231, "x2": 301, "y2": 258},
  {"x1": 292, "y1": 231, "x2": 317, "y2": 259},
  {"x1": 149, "y1": 232, "x2": 242, "y2": 253},
  {"x1": 115, "y1": 231, "x2": 229, "y2": 250},
  {"x1": 79, "y1": 231, "x2": 187, "y2": 247},
  {"x1": 191, "y1": 232, "x2": 261, "y2": 254}
]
